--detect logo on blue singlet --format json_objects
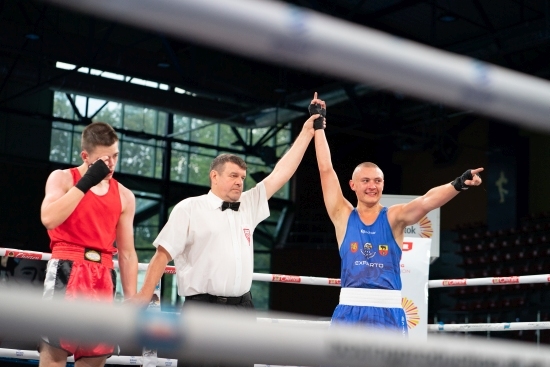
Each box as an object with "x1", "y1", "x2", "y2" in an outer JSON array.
[
  {"x1": 360, "y1": 229, "x2": 376, "y2": 234},
  {"x1": 361, "y1": 243, "x2": 376, "y2": 259}
]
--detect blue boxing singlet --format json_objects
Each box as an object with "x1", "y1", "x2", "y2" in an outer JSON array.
[{"x1": 331, "y1": 207, "x2": 408, "y2": 336}]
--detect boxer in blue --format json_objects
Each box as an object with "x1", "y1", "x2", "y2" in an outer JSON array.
[
  {"x1": 335, "y1": 204, "x2": 408, "y2": 336},
  {"x1": 311, "y1": 96, "x2": 483, "y2": 336}
]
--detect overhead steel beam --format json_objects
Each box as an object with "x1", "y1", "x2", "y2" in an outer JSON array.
[
  {"x1": 0, "y1": 62, "x2": 257, "y2": 126},
  {"x1": 42, "y1": 0, "x2": 550, "y2": 131}
]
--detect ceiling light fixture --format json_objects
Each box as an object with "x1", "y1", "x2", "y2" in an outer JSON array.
[
  {"x1": 438, "y1": 12, "x2": 457, "y2": 22},
  {"x1": 25, "y1": 33, "x2": 40, "y2": 40}
]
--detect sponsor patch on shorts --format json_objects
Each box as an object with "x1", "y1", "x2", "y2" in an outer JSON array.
[{"x1": 84, "y1": 249, "x2": 101, "y2": 263}]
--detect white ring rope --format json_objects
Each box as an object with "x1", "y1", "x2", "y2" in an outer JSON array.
[
  {"x1": 257, "y1": 317, "x2": 331, "y2": 329},
  {"x1": 0, "y1": 348, "x2": 177, "y2": 366},
  {"x1": 428, "y1": 275, "x2": 550, "y2": 288},
  {"x1": 252, "y1": 272, "x2": 341, "y2": 286},
  {"x1": 0, "y1": 248, "x2": 51, "y2": 261},
  {"x1": 2, "y1": 247, "x2": 549, "y2": 288},
  {"x1": 1, "y1": 246, "x2": 549, "y2": 341},
  {"x1": 257, "y1": 318, "x2": 550, "y2": 333},
  {"x1": 45, "y1": 0, "x2": 550, "y2": 130},
  {"x1": 430, "y1": 322, "x2": 550, "y2": 333},
  {"x1": 2, "y1": 289, "x2": 550, "y2": 367}
]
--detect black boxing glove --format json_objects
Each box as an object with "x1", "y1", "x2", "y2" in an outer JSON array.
[
  {"x1": 308, "y1": 102, "x2": 326, "y2": 130},
  {"x1": 451, "y1": 169, "x2": 475, "y2": 191},
  {"x1": 313, "y1": 116, "x2": 325, "y2": 130},
  {"x1": 308, "y1": 102, "x2": 326, "y2": 117},
  {"x1": 75, "y1": 159, "x2": 110, "y2": 193}
]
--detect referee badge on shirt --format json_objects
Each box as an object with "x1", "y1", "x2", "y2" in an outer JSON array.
[
  {"x1": 378, "y1": 244, "x2": 389, "y2": 256},
  {"x1": 243, "y1": 228, "x2": 251, "y2": 245},
  {"x1": 350, "y1": 242, "x2": 358, "y2": 253}
]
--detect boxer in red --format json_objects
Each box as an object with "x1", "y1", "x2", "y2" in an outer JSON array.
[{"x1": 39, "y1": 122, "x2": 138, "y2": 367}]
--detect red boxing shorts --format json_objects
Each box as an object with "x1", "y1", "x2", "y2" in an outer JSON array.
[{"x1": 41, "y1": 245, "x2": 117, "y2": 360}]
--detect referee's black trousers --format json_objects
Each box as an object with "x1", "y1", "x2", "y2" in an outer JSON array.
[{"x1": 179, "y1": 291, "x2": 255, "y2": 367}]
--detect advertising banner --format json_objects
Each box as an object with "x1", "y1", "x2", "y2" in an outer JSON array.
[
  {"x1": 401, "y1": 237, "x2": 431, "y2": 341},
  {"x1": 380, "y1": 194, "x2": 440, "y2": 261}
]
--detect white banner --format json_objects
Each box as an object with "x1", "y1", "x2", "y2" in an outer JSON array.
[
  {"x1": 400, "y1": 237, "x2": 431, "y2": 341},
  {"x1": 380, "y1": 195, "x2": 440, "y2": 260}
]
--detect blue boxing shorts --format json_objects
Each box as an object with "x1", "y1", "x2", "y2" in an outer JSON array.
[
  {"x1": 331, "y1": 288, "x2": 408, "y2": 337},
  {"x1": 331, "y1": 304, "x2": 408, "y2": 337}
]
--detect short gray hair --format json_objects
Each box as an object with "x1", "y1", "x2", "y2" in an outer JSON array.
[{"x1": 210, "y1": 153, "x2": 247, "y2": 173}]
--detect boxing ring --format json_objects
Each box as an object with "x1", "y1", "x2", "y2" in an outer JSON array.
[
  {"x1": 4, "y1": 0, "x2": 550, "y2": 365},
  {"x1": 2, "y1": 247, "x2": 550, "y2": 367}
]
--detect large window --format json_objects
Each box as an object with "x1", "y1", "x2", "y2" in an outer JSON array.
[
  {"x1": 51, "y1": 92, "x2": 291, "y2": 197},
  {"x1": 50, "y1": 92, "x2": 293, "y2": 310}
]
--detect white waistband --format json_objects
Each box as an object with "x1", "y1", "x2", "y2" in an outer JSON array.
[{"x1": 339, "y1": 287, "x2": 402, "y2": 308}]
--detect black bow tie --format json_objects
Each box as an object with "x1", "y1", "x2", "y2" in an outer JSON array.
[{"x1": 221, "y1": 201, "x2": 240, "y2": 211}]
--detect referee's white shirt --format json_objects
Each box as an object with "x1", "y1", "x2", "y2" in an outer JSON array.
[{"x1": 153, "y1": 182, "x2": 270, "y2": 297}]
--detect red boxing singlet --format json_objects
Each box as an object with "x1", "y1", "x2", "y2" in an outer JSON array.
[{"x1": 48, "y1": 168, "x2": 121, "y2": 254}]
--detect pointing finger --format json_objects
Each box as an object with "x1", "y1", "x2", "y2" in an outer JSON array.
[{"x1": 471, "y1": 167, "x2": 484, "y2": 175}]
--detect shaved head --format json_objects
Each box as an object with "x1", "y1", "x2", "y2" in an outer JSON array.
[{"x1": 352, "y1": 162, "x2": 384, "y2": 180}]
